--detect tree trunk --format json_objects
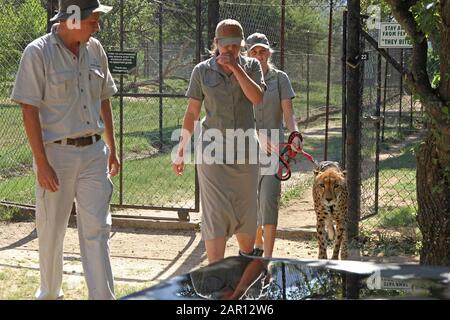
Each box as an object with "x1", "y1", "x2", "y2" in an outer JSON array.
[
  {"x1": 386, "y1": 0, "x2": 450, "y2": 266},
  {"x1": 416, "y1": 130, "x2": 450, "y2": 265}
]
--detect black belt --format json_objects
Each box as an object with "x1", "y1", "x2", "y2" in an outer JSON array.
[{"x1": 54, "y1": 134, "x2": 101, "y2": 147}]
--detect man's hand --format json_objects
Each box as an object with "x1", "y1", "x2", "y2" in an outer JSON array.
[
  {"x1": 37, "y1": 162, "x2": 59, "y2": 192},
  {"x1": 108, "y1": 153, "x2": 121, "y2": 177},
  {"x1": 172, "y1": 149, "x2": 185, "y2": 176}
]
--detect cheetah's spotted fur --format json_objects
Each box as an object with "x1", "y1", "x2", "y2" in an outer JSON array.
[{"x1": 312, "y1": 162, "x2": 348, "y2": 260}]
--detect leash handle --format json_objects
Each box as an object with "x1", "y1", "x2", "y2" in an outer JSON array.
[{"x1": 275, "y1": 132, "x2": 317, "y2": 181}]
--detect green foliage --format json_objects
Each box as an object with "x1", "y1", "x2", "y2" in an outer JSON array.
[
  {"x1": 280, "y1": 180, "x2": 310, "y2": 208},
  {"x1": 411, "y1": 1, "x2": 441, "y2": 49},
  {"x1": 0, "y1": 0, "x2": 47, "y2": 96},
  {"x1": 359, "y1": 228, "x2": 421, "y2": 257},
  {"x1": 379, "y1": 206, "x2": 417, "y2": 229},
  {"x1": 0, "y1": 206, "x2": 32, "y2": 222}
]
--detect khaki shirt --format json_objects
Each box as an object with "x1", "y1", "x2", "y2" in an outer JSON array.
[
  {"x1": 186, "y1": 55, "x2": 266, "y2": 162},
  {"x1": 255, "y1": 68, "x2": 295, "y2": 143},
  {"x1": 10, "y1": 24, "x2": 117, "y2": 144}
]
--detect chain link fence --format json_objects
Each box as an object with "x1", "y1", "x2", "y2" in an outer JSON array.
[
  {"x1": 219, "y1": 0, "x2": 345, "y2": 126},
  {"x1": 0, "y1": 0, "x2": 201, "y2": 213},
  {"x1": 1, "y1": 0, "x2": 346, "y2": 212},
  {"x1": 1, "y1": 0, "x2": 423, "y2": 241},
  {"x1": 0, "y1": 0, "x2": 47, "y2": 206},
  {"x1": 358, "y1": 30, "x2": 423, "y2": 239},
  {"x1": 219, "y1": 0, "x2": 345, "y2": 198},
  {"x1": 97, "y1": 0, "x2": 202, "y2": 211}
]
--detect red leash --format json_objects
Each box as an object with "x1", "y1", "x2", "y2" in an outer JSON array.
[{"x1": 275, "y1": 132, "x2": 317, "y2": 181}]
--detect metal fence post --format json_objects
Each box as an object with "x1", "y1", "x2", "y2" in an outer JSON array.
[
  {"x1": 324, "y1": 0, "x2": 334, "y2": 161},
  {"x1": 381, "y1": 49, "x2": 388, "y2": 142},
  {"x1": 47, "y1": 0, "x2": 55, "y2": 33},
  {"x1": 119, "y1": 0, "x2": 124, "y2": 205},
  {"x1": 410, "y1": 93, "x2": 414, "y2": 128},
  {"x1": 159, "y1": 3, "x2": 164, "y2": 147},
  {"x1": 306, "y1": 30, "x2": 311, "y2": 124},
  {"x1": 341, "y1": 11, "x2": 347, "y2": 168},
  {"x1": 280, "y1": 0, "x2": 286, "y2": 71},
  {"x1": 346, "y1": 0, "x2": 361, "y2": 259},
  {"x1": 208, "y1": 0, "x2": 220, "y2": 50},
  {"x1": 374, "y1": 52, "x2": 382, "y2": 217},
  {"x1": 398, "y1": 48, "x2": 403, "y2": 135}
]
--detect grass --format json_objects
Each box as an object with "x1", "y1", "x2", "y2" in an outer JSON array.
[
  {"x1": 0, "y1": 206, "x2": 33, "y2": 222},
  {"x1": 0, "y1": 97, "x2": 194, "y2": 205},
  {"x1": 0, "y1": 266, "x2": 154, "y2": 299},
  {"x1": 110, "y1": 153, "x2": 196, "y2": 207},
  {"x1": 280, "y1": 181, "x2": 310, "y2": 208},
  {"x1": 291, "y1": 80, "x2": 342, "y2": 119},
  {"x1": 379, "y1": 206, "x2": 417, "y2": 229},
  {"x1": 358, "y1": 228, "x2": 421, "y2": 258}
]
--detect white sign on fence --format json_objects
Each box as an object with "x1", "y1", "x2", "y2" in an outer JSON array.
[{"x1": 378, "y1": 23, "x2": 413, "y2": 48}]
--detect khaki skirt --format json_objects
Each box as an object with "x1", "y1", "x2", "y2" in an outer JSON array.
[{"x1": 197, "y1": 163, "x2": 258, "y2": 240}]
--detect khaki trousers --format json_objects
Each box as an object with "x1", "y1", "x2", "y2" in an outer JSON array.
[{"x1": 34, "y1": 140, "x2": 114, "y2": 300}]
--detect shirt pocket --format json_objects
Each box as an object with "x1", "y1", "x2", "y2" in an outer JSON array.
[
  {"x1": 89, "y1": 67, "x2": 105, "y2": 99},
  {"x1": 46, "y1": 71, "x2": 77, "y2": 103},
  {"x1": 204, "y1": 72, "x2": 222, "y2": 88},
  {"x1": 265, "y1": 78, "x2": 278, "y2": 92}
]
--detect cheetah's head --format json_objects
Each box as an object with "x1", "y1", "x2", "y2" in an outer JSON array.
[{"x1": 314, "y1": 167, "x2": 347, "y2": 207}]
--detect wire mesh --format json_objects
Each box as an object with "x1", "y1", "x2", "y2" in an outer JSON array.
[
  {"x1": 359, "y1": 31, "x2": 422, "y2": 235},
  {"x1": 0, "y1": 0, "x2": 200, "y2": 211},
  {"x1": 96, "y1": 0, "x2": 201, "y2": 209},
  {"x1": 0, "y1": 0, "x2": 48, "y2": 205},
  {"x1": 218, "y1": 0, "x2": 345, "y2": 197},
  {"x1": 219, "y1": 0, "x2": 345, "y2": 126}
]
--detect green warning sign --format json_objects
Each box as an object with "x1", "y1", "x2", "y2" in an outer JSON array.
[{"x1": 107, "y1": 51, "x2": 137, "y2": 74}]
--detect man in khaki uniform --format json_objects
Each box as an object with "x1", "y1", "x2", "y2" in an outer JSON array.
[{"x1": 10, "y1": 0, "x2": 119, "y2": 299}]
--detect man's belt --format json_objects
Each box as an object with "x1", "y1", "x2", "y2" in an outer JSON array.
[{"x1": 53, "y1": 134, "x2": 101, "y2": 147}]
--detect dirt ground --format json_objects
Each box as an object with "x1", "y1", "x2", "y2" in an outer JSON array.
[
  {"x1": 0, "y1": 119, "x2": 419, "y2": 299},
  {"x1": 0, "y1": 194, "x2": 419, "y2": 300},
  {"x1": 0, "y1": 172, "x2": 419, "y2": 299}
]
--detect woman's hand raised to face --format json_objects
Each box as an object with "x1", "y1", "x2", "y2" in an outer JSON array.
[{"x1": 217, "y1": 52, "x2": 239, "y2": 71}]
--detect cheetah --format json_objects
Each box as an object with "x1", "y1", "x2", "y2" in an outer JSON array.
[{"x1": 312, "y1": 161, "x2": 348, "y2": 260}]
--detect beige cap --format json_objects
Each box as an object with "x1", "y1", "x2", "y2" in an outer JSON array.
[{"x1": 215, "y1": 19, "x2": 245, "y2": 47}]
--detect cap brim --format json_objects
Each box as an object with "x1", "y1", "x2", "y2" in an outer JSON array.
[
  {"x1": 92, "y1": 4, "x2": 113, "y2": 15},
  {"x1": 49, "y1": 5, "x2": 113, "y2": 22},
  {"x1": 247, "y1": 43, "x2": 270, "y2": 52},
  {"x1": 50, "y1": 12, "x2": 65, "y2": 22},
  {"x1": 217, "y1": 37, "x2": 245, "y2": 47}
]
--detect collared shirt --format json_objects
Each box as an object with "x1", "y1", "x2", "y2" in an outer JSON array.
[
  {"x1": 186, "y1": 55, "x2": 266, "y2": 163},
  {"x1": 10, "y1": 24, "x2": 117, "y2": 144},
  {"x1": 254, "y1": 67, "x2": 295, "y2": 142}
]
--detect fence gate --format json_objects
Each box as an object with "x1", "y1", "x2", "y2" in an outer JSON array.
[{"x1": 343, "y1": 17, "x2": 423, "y2": 237}]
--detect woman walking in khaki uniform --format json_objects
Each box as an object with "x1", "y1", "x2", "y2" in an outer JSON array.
[
  {"x1": 172, "y1": 20, "x2": 265, "y2": 264},
  {"x1": 246, "y1": 33, "x2": 303, "y2": 258}
]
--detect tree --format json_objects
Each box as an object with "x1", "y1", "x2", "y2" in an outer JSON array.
[{"x1": 384, "y1": 0, "x2": 450, "y2": 265}]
